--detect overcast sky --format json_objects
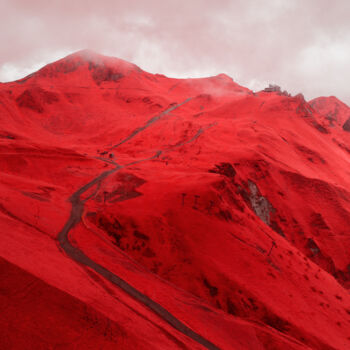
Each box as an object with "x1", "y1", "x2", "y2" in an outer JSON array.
[{"x1": 1, "y1": 0, "x2": 350, "y2": 102}]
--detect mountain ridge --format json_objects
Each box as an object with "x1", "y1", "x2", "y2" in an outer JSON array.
[{"x1": 0, "y1": 51, "x2": 350, "y2": 349}]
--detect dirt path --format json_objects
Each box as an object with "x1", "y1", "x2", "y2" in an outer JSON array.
[{"x1": 57, "y1": 100, "x2": 221, "y2": 350}]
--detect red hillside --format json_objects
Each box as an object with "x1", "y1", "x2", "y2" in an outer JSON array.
[{"x1": 1, "y1": 50, "x2": 350, "y2": 350}]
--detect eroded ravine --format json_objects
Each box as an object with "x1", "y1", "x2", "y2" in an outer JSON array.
[{"x1": 57, "y1": 100, "x2": 221, "y2": 350}]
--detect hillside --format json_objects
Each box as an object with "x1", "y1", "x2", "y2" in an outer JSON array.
[{"x1": 1, "y1": 50, "x2": 350, "y2": 349}]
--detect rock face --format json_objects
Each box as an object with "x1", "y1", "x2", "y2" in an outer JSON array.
[
  {"x1": 1, "y1": 51, "x2": 350, "y2": 350},
  {"x1": 343, "y1": 117, "x2": 350, "y2": 132},
  {"x1": 247, "y1": 180, "x2": 274, "y2": 225}
]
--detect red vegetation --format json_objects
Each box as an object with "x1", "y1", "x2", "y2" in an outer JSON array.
[{"x1": 1, "y1": 50, "x2": 350, "y2": 349}]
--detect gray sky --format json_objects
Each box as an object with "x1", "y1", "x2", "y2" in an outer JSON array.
[{"x1": 1, "y1": 0, "x2": 350, "y2": 102}]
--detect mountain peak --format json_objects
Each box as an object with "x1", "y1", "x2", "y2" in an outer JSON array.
[
  {"x1": 17, "y1": 50, "x2": 142, "y2": 84},
  {"x1": 70, "y1": 49, "x2": 105, "y2": 61},
  {"x1": 64, "y1": 49, "x2": 139, "y2": 69},
  {"x1": 310, "y1": 95, "x2": 350, "y2": 127}
]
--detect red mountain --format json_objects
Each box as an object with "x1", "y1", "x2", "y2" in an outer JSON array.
[{"x1": 1, "y1": 50, "x2": 350, "y2": 349}]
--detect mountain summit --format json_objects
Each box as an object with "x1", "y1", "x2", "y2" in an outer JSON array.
[
  {"x1": 16, "y1": 50, "x2": 142, "y2": 85},
  {"x1": 1, "y1": 51, "x2": 350, "y2": 350}
]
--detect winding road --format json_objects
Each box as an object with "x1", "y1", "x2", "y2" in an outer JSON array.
[{"x1": 57, "y1": 99, "x2": 221, "y2": 350}]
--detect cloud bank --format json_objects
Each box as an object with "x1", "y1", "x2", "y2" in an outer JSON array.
[{"x1": 1, "y1": 0, "x2": 350, "y2": 102}]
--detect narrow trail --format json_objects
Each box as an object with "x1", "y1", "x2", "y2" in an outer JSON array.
[
  {"x1": 107, "y1": 98, "x2": 192, "y2": 151},
  {"x1": 57, "y1": 99, "x2": 221, "y2": 350}
]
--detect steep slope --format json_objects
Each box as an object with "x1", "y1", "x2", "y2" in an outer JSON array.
[
  {"x1": 0, "y1": 50, "x2": 349, "y2": 349},
  {"x1": 310, "y1": 96, "x2": 350, "y2": 130}
]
